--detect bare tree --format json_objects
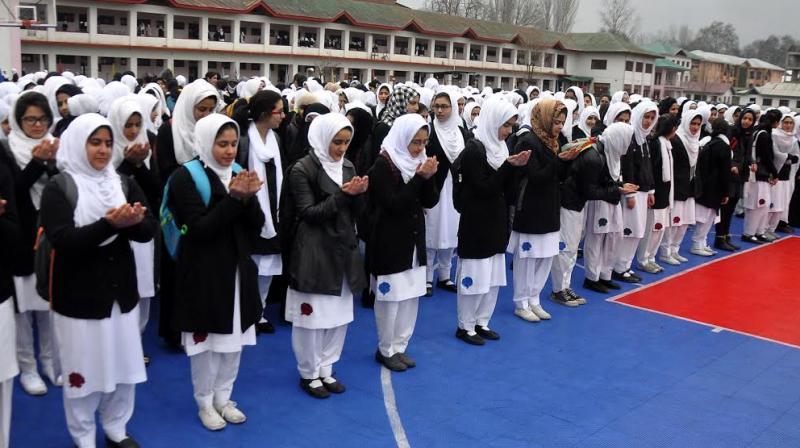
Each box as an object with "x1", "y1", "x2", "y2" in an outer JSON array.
[
  {"x1": 599, "y1": 0, "x2": 638, "y2": 40},
  {"x1": 426, "y1": 0, "x2": 578, "y2": 30},
  {"x1": 426, "y1": 0, "x2": 484, "y2": 18}
]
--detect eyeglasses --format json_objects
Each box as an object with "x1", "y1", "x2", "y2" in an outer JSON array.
[
  {"x1": 409, "y1": 139, "x2": 429, "y2": 147},
  {"x1": 21, "y1": 116, "x2": 51, "y2": 126},
  {"x1": 271, "y1": 110, "x2": 285, "y2": 116}
]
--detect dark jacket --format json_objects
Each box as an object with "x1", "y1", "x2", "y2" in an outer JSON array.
[
  {"x1": 40, "y1": 176, "x2": 157, "y2": 319},
  {"x1": 0, "y1": 161, "x2": 19, "y2": 304},
  {"x1": 670, "y1": 136, "x2": 695, "y2": 201},
  {"x1": 236, "y1": 131, "x2": 283, "y2": 255},
  {"x1": 426, "y1": 121, "x2": 470, "y2": 192},
  {"x1": 287, "y1": 152, "x2": 366, "y2": 296},
  {"x1": 695, "y1": 137, "x2": 732, "y2": 209},
  {"x1": 621, "y1": 138, "x2": 655, "y2": 193},
  {"x1": 370, "y1": 122, "x2": 391, "y2": 169},
  {"x1": 366, "y1": 153, "x2": 439, "y2": 275},
  {"x1": 512, "y1": 132, "x2": 568, "y2": 234},
  {"x1": 572, "y1": 126, "x2": 588, "y2": 140},
  {"x1": 575, "y1": 142, "x2": 622, "y2": 205},
  {"x1": 0, "y1": 140, "x2": 59, "y2": 276},
  {"x1": 728, "y1": 130, "x2": 749, "y2": 191},
  {"x1": 647, "y1": 137, "x2": 672, "y2": 210},
  {"x1": 168, "y1": 165, "x2": 265, "y2": 334},
  {"x1": 751, "y1": 129, "x2": 779, "y2": 182},
  {"x1": 457, "y1": 140, "x2": 515, "y2": 259},
  {"x1": 156, "y1": 121, "x2": 179, "y2": 186}
]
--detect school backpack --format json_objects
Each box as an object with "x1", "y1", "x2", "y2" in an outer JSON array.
[
  {"x1": 34, "y1": 173, "x2": 130, "y2": 301},
  {"x1": 160, "y1": 159, "x2": 242, "y2": 260}
]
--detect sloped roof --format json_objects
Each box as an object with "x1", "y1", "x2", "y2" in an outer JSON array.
[
  {"x1": 640, "y1": 42, "x2": 691, "y2": 58},
  {"x1": 754, "y1": 82, "x2": 800, "y2": 98},
  {"x1": 689, "y1": 50, "x2": 746, "y2": 66},
  {"x1": 746, "y1": 58, "x2": 785, "y2": 71},
  {"x1": 557, "y1": 33, "x2": 661, "y2": 58},
  {"x1": 686, "y1": 81, "x2": 732, "y2": 95},
  {"x1": 655, "y1": 58, "x2": 689, "y2": 71}
]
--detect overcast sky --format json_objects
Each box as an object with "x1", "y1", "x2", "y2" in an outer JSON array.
[{"x1": 398, "y1": 0, "x2": 796, "y2": 45}]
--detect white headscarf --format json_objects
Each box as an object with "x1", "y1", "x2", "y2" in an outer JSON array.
[
  {"x1": 0, "y1": 101, "x2": 9, "y2": 141},
  {"x1": 611, "y1": 91, "x2": 626, "y2": 104},
  {"x1": 376, "y1": 83, "x2": 392, "y2": 117},
  {"x1": 43, "y1": 76, "x2": 71, "y2": 122},
  {"x1": 8, "y1": 91, "x2": 56, "y2": 209},
  {"x1": 67, "y1": 94, "x2": 100, "y2": 116},
  {"x1": 175, "y1": 75, "x2": 187, "y2": 87},
  {"x1": 363, "y1": 90, "x2": 378, "y2": 108},
  {"x1": 723, "y1": 106, "x2": 740, "y2": 125},
  {"x1": 381, "y1": 114, "x2": 429, "y2": 183},
  {"x1": 120, "y1": 75, "x2": 138, "y2": 93},
  {"x1": 677, "y1": 108, "x2": 705, "y2": 168},
  {"x1": 107, "y1": 95, "x2": 149, "y2": 169},
  {"x1": 631, "y1": 101, "x2": 659, "y2": 146},
  {"x1": 772, "y1": 114, "x2": 797, "y2": 171},
  {"x1": 135, "y1": 94, "x2": 159, "y2": 137},
  {"x1": 603, "y1": 102, "x2": 632, "y2": 127},
  {"x1": 433, "y1": 91, "x2": 465, "y2": 163},
  {"x1": 423, "y1": 77, "x2": 439, "y2": 91},
  {"x1": 57, "y1": 114, "x2": 126, "y2": 240},
  {"x1": 566, "y1": 86, "x2": 585, "y2": 118},
  {"x1": 140, "y1": 82, "x2": 170, "y2": 121},
  {"x1": 341, "y1": 88, "x2": 363, "y2": 105},
  {"x1": 525, "y1": 85, "x2": 540, "y2": 100},
  {"x1": 0, "y1": 82, "x2": 20, "y2": 99},
  {"x1": 475, "y1": 96, "x2": 516, "y2": 170},
  {"x1": 195, "y1": 114, "x2": 239, "y2": 191},
  {"x1": 577, "y1": 106, "x2": 600, "y2": 139},
  {"x1": 462, "y1": 102, "x2": 480, "y2": 130},
  {"x1": 248, "y1": 121, "x2": 283, "y2": 239},
  {"x1": 243, "y1": 78, "x2": 263, "y2": 100},
  {"x1": 309, "y1": 113, "x2": 353, "y2": 187},
  {"x1": 172, "y1": 79, "x2": 220, "y2": 164},
  {"x1": 99, "y1": 81, "x2": 132, "y2": 116},
  {"x1": 561, "y1": 99, "x2": 578, "y2": 142},
  {"x1": 600, "y1": 122, "x2": 634, "y2": 181}
]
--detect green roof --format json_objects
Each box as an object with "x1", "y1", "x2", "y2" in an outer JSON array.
[
  {"x1": 655, "y1": 58, "x2": 689, "y2": 71},
  {"x1": 640, "y1": 42, "x2": 691, "y2": 57},
  {"x1": 557, "y1": 33, "x2": 662, "y2": 58}
]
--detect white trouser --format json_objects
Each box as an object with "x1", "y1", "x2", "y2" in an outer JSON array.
[
  {"x1": 64, "y1": 383, "x2": 135, "y2": 448},
  {"x1": 614, "y1": 236, "x2": 642, "y2": 274},
  {"x1": 257, "y1": 276, "x2": 273, "y2": 323},
  {"x1": 0, "y1": 379, "x2": 11, "y2": 448},
  {"x1": 661, "y1": 225, "x2": 688, "y2": 257},
  {"x1": 584, "y1": 232, "x2": 620, "y2": 282},
  {"x1": 190, "y1": 351, "x2": 241, "y2": 411},
  {"x1": 550, "y1": 208, "x2": 584, "y2": 293},
  {"x1": 291, "y1": 325, "x2": 347, "y2": 380},
  {"x1": 744, "y1": 207, "x2": 769, "y2": 236},
  {"x1": 767, "y1": 211, "x2": 782, "y2": 232},
  {"x1": 692, "y1": 219, "x2": 716, "y2": 250},
  {"x1": 637, "y1": 211, "x2": 664, "y2": 265},
  {"x1": 425, "y1": 248, "x2": 455, "y2": 283},
  {"x1": 457, "y1": 286, "x2": 499, "y2": 332},
  {"x1": 16, "y1": 310, "x2": 59, "y2": 378},
  {"x1": 374, "y1": 298, "x2": 419, "y2": 357},
  {"x1": 138, "y1": 297, "x2": 151, "y2": 334},
  {"x1": 512, "y1": 255, "x2": 554, "y2": 308}
]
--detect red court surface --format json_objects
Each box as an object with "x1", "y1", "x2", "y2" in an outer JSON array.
[{"x1": 610, "y1": 236, "x2": 800, "y2": 348}]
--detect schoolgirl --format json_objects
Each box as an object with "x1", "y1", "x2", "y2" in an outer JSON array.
[
  {"x1": 371, "y1": 85, "x2": 419, "y2": 162},
  {"x1": 462, "y1": 102, "x2": 481, "y2": 134},
  {"x1": 343, "y1": 103, "x2": 375, "y2": 175},
  {"x1": 0, "y1": 160, "x2": 19, "y2": 448},
  {"x1": 765, "y1": 114, "x2": 799, "y2": 237},
  {"x1": 52, "y1": 83, "x2": 83, "y2": 137},
  {"x1": 375, "y1": 83, "x2": 392, "y2": 120},
  {"x1": 690, "y1": 118, "x2": 732, "y2": 256},
  {"x1": 742, "y1": 109, "x2": 782, "y2": 243},
  {"x1": 716, "y1": 108, "x2": 756, "y2": 250},
  {"x1": 572, "y1": 106, "x2": 600, "y2": 140}
]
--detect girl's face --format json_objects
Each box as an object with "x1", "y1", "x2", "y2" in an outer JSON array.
[
  {"x1": 419, "y1": 109, "x2": 429, "y2": 121},
  {"x1": 600, "y1": 96, "x2": 610, "y2": 107},
  {"x1": 622, "y1": 92, "x2": 629, "y2": 103},
  {"x1": 150, "y1": 105, "x2": 159, "y2": 124},
  {"x1": 1, "y1": 119, "x2": 10, "y2": 136},
  {"x1": 432, "y1": 96, "x2": 452, "y2": 121},
  {"x1": 123, "y1": 113, "x2": 142, "y2": 141},
  {"x1": 689, "y1": 117, "x2": 702, "y2": 135},
  {"x1": 405, "y1": 96, "x2": 420, "y2": 114},
  {"x1": 782, "y1": 117, "x2": 795, "y2": 133},
  {"x1": 499, "y1": 117, "x2": 517, "y2": 141},
  {"x1": 565, "y1": 90, "x2": 577, "y2": 101},
  {"x1": 20, "y1": 105, "x2": 50, "y2": 139},
  {"x1": 551, "y1": 113, "x2": 565, "y2": 137},
  {"x1": 86, "y1": 127, "x2": 113, "y2": 171},
  {"x1": 741, "y1": 113, "x2": 754, "y2": 129},
  {"x1": 585, "y1": 115, "x2": 598, "y2": 129},
  {"x1": 641, "y1": 111, "x2": 656, "y2": 132},
  {"x1": 328, "y1": 128, "x2": 352, "y2": 161},
  {"x1": 211, "y1": 127, "x2": 238, "y2": 167},
  {"x1": 56, "y1": 93, "x2": 71, "y2": 118},
  {"x1": 266, "y1": 100, "x2": 285, "y2": 129},
  {"x1": 709, "y1": 109, "x2": 718, "y2": 121},
  {"x1": 669, "y1": 103, "x2": 679, "y2": 116},
  {"x1": 665, "y1": 126, "x2": 678, "y2": 140},
  {"x1": 733, "y1": 110, "x2": 741, "y2": 122},
  {"x1": 615, "y1": 111, "x2": 631, "y2": 124},
  {"x1": 407, "y1": 128, "x2": 429, "y2": 158},
  {"x1": 378, "y1": 88, "x2": 390, "y2": 104},
  {"x1": 529, "y1": 90, "x2": 539, "y2": 100},
  {"x1": 457, "y1": 97, "x2": 466, "y2": 115},
  {"x1": 689, "y1": 103, "x2": 697, "y2": 110},
  {"x1": 338, "y1": 94, "x2": 347, "y2": 110},
  {"x1": 193, "y1": 97, "x2": 217, "y2": 121},
  {"x1": 584, "y1": 95, "x2": 592, "y2": 107},
  {"x1": 471, "y1": 107, "x2": 481, "y2": 120}
]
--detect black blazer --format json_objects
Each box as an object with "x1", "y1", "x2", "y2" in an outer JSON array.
[
  {"x1": 156, "y1": 121, "x2": 179, "y2": 186},
  {"x1": 648, "y1": 137, "x2": 672, "y2": 210},
  {"x1": 168, "y1": 165, "x2": 265, "y2": 334},
  {"x1": 670, "y1": 136, "x2": 695, "y2": 201},
  {"x1": 426, "y1": 121, "x2": 469, "y2": 191},
  {"x1": 512, "y1": 132, "x2": 568, "y2": 235},
  {"x1": 366, "y1": 154, "x2": 439, "y2": 275},
  {"x1": 287, "y1": 152, "x2": 366, "y2": 296},
  {"x1": 457, "y1": 140, "x2": 515, "y2": 259},
  {"x1": 621, "y1": 138, "x2": 655, "y2": 192},
  {"x1": 0, "y1": 161, "x2": 19, "y2": 304},
  {"x1": 576, "y1": 143, "x2": 622, "y2": 205},
  {"x1": 695, "y1": 137, "x2": 732, "y2": 209},
  {"x1": 572, "y1": 126, "x2": 588, "y2": 140},
  {"x1": 40, "y1": 176, "x2": 157, "y2": 319},
  {"x1": 751, "y1": 129, "x2": 779, "y2": 181},
  {"x1": 236, "y1": 132, "x2": 283, "y2": 256}
]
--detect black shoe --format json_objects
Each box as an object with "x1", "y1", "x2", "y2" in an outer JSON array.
[
  {"x1": 741, "y1": 234, "x2": 763, "y2": 244},
  {"x1": 105, "y1": 436, "x2": 140, "y2": 448},
  {"x1": 582, "y1": 278, "x2": 608, "y2": 294},
  {"x1": 321, "y1": 377, "x2": 346, "y2": 394},
  {"x1": 300, "y1": 378, "x2": 330, "y2": 399},
  {"x1": 714, "y1": 236, "x2": 737, "y2": 252},
  {"x1": 143, "y1": 355, "x2": 150, "y2": 367},
  {"x1": 474, "y1": 325, "x2": 500, "y2": 340},
  {"x1": 565, "y1": 288, "x2": 587, "y2": 305},
  {"x1": 625, "y1": 270, "x2": 643, "y2": 282},
  {"x1": 424, "y1": 283, "x2": 433, "y2": 297},
  {"x1": 611, "y1": 271, "x2": 638, "y2": 283},
  {"x1": 756, "y1": 234, "x2": 773, "y2": 243},
  {"x1": 375, "y1": 350, "x2": 407, "y2": 371},
  {"x1": 577, "y1": 248, "x2": 584, "y2": 259},
  {"x1": 455, "y1": 328, "x2": 485, "y2": 345},
  {"x1": 361, "y1": 289, "x2": 375, "y2": 308},
  {"x1": 776, "y1": 222, "x2": 794, "y2": 234},
  {"x1": 735, "y1": 212, "x2": 745, "y2": 218},
  {"x1": 550, "y1": 290, "x2": 579, "y2": 307},
  {"x1": 437, "y1": 280, "x2": 458, "y2": 293},
  {"x1": 599, "y1": 279, "x2": 621, "y2": 290},
  {"x1": 256, "y1": 321, "x2": 275, "y2": 334},
  {"x1": 725, "y1": 236, "x2": 741, "y2": 250},
  {"x1": 396, "y1": 352, "x2": 416, "y2": 368}
]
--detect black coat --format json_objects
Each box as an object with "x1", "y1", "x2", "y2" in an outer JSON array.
[
  {"x1": 236, "y1": 131, "x2": 283, "y2": 255},
  {"x1": 621, "y1": 138, "x2": 655, "y2": 192},
  {"x1": 168, "y1": 165, "x2": 265, "y2": 334},
  {"x1": 40, "y1": 176, "x2": 157, "y2": 319},
  {"x1": 457, "y1": 140, "x2": 515, "y2": 259},
  {"x1": 670, "y1": 137, "x2": 695, "y2": 201},
  {"x1": 572, "y1": 126, "x2": 588, "y2": 140},
  {"x1": 647, "y1": 137, "x2": 672, "y2": 210},
  {"x1": 426, "y1": 121, "x2": 469, "y2": 192},
  {"x1": 575, "y1": 143, "x2": 622, "y2": 205},
  {"x1": 695, "y1": 137, "x2": 732, "y2": 209},
  {"x1": 0, "y1": 161, "x2": 19, "y2": 304},
  {"x1": 287, "y1": 152, "x2": 366, "y2": 296},
  {"x1": 512, "y1": 132, "x2": 568, "y2": 235},
  {"x1": 751, "y1": 129, "x2": 779, "y2": 182},
  {"x1": 366, "y1": 153, "x2": 439, "y2": 275},
  {"x1": 156, "y1": 121, "x2": 179, "y2": 186}
]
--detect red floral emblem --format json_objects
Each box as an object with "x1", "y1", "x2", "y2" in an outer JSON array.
[
  {"x1": 301, "y1": 303, "x2": 313, "y2": 316},
  {"x1": 654, "y1": 223, "x2": 663, "y2": 230},
  {"x1": 759, "y1": 199, "x2": 766, "y2": 205},
  {"x1": 673, "y1": 217, "x2": 681, "y2": 224},
  {"x1": 68, "y1": 372, "x2": 85, "y2": 388},
  {"x1": 193, "y1": 332, "x2": 208, "y2": 344}
]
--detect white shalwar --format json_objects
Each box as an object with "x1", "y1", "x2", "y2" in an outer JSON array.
[
  {"x1": 457, "y1": 253, "x2": 506, "y2": 332},
  {"x1": 637, "y1": 208, "x2": 670, "y2": 266},
  {"x1": 583, "y1": 199, "x2": 623, "y2": 282},
  {"x1": 14, "y1": 274, "x2": 60, "y2": 380},
  {"x1": 54, "y1": 302, "x2": 146, "y2": 448},
  {"x1": 425, "y1": 172, "x2": 459, "y2": 282},
  {"x1": 131, "y1": 241, "x2": 155, "y2": 334},
  {"x1": 767, "y1": 180, "x2": 791, "y2": 231},
  {"x1": 183, "y1": 272, "x2": 255, "y2": 411},
  {"x1": 508, "y1": 231, "x2": 559, "y2": 308},
  {"x1": 743, "y1": 180, "x2": 771, "y2": 236},
  {"x1": 550, "y1": 208, "x2": 585, "y2": 293},
  {"x1": 661, "y1": 198, "x2": 695, "y2": 257},
  {"x1": 254, "y1": 253, "x2": 283, "y2": 322},
  {"x1": 614, "y1": 191, "x2": 649, "y2": 274},
  {"x1": 691, "y1": 204, "x2": 719, "y2": 250},
  {"x1": 372, "y1": 251, "x2": 426, "y2": 358},
  {"x1": 287, "y1": 279, "x2": 353, "y2": 380},
  {"x1": 0, "y1": 299, "x2": 18, "y2": 448}
]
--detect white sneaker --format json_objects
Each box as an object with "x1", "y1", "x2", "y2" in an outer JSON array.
[
  {"x1": 514, "y1": 307, "x2": 540, "y2": 322},
  {"x1": 215, "y1": 401, "x2": 246, "y2": 424},
  {"x1": 704, "y1": 246, "x2": 718, "y2": 255},
  {"x1": 659, "y1": 255, "x2": 680, "y2": 266},
  {"x1": 690, "y1": 247, "x2": 714, "y2": 257},
  {"x1": 638, "y1": 262, "x2": 660, "y2": 274},
  {"x1": 20, "y1": 372, "x2": 48, "y2": 396},
  {"x1": 198, "y1": 407, "x2": 227, "y2": 431},
  {"x1": 649, "y1": 262, "x2": 665, "y2": 272},
  {"x1": 673, "y1": 253, "x2": 688, "y2": 263},
  {"x1": 530, "y1": 304, "x2": 551, "y2": 320}
]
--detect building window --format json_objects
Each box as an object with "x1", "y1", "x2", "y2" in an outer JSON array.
[
  {"x1": 779, "y1": 99, "x2": 789, "y2": 107},
  {"x1": 556, "y1": 54, "x2": 565, "y2": 69},
  {"x1": 750, "y1": 97, "x2": 756, "y2": 103},
  {"x1": 624, "y1": 84, "x2": 632, "y2": 93},
  {"x1": 590, "y1": 59, "x2": 607, "y2": 70},
  {"x1": 645, "y1": 63, "x2": 653, "y2": 73},
  {"x1": 796, "y1": 100, "x2": 800, "y2": 108},
  {"x1": 635, "y1": 62, "x2": 644, "y2": 72},
  {"x1": 643, "y1": 86, "x2": 651, "y2": 97},
  {"x1": 625, "y1": 61, "x2": 634, "y2": 71},
  {"x1": 762, "y1": 98, "x2": 772, "y2": 106},
  {"x1": 542, "y1": 79, "x2": 552, "y2": 90},
  {"x1": 655, "y1": 73, "x2": 662, "y2": 85},
  {"x1": 97, "y1": 15, "x2": 115, "y2": 25}
]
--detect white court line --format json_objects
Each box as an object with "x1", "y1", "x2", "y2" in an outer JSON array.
[
  {"x1": 605, "y1": 236, "x2": 800, "y2": 350},
  {"x1": 381, "y1": 365, "x2": 411, "y2": 448}
]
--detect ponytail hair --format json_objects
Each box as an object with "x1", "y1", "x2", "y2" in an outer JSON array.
[{"x1": 231, "y1": 89, "x2": 284, "y2": 130}]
